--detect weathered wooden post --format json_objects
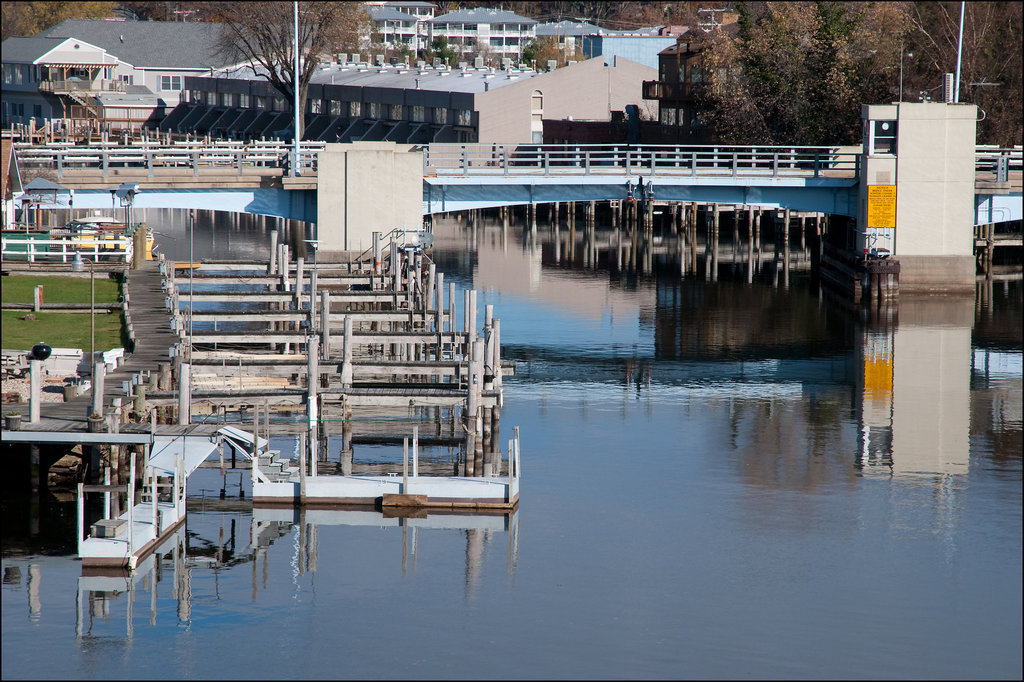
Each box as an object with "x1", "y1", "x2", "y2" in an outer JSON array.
[
  {"x1": 340, "y1": 316, "x2": 353, "y2": 389},
  {"x1": 320, "y1": 290, "x2": 331, "y2": 360},
  {"x1": 91, "y1": 359, "x2": 106, "y2": 418},
  {"x1": 177, "y1": 363, "x2": 190, "y2": 425}
]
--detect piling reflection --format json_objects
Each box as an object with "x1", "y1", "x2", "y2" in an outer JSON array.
[
  {"x1": 64, "y1": 505, "x2": 519, "y2": 642},
  {"x1": 431, "y1": 208, "x2": 1020, "y2": 491}
]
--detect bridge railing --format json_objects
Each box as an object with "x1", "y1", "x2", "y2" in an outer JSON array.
[
  {"x1": 975, "y1": 145, "x2": 1023, "y2": 183},
  {"x1": 422, "y1": 143, "x2": 860, "y2": 179},
  {"x1": 13, "y1": 140, "x2": 326, "y2": 179},
  {"x1": 1, "y1": 232, "x2": 133, "y2": 264}
]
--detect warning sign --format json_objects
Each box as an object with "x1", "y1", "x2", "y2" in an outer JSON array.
[{"x1": 867, "y1": 185, "x2": 896, "y2": 228}]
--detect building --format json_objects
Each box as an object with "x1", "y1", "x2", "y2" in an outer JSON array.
[
  {"x1": 581, "y1": 28, "x2": 682, "y2": 70},
  {"x1": 164, "y1": 55, "x2": 654, "y2": 146},
  {"x1": 534, "y1": 20, "x2": 604, "y2": 59},
  {"x1": 426, "y1": 8, "x2": 537, "y2": 62},
  {"x1": 641, "y1": 19, "x2": 739, "y2": 143},
  {"x1": 366, "y1": 5, "x2": 427, "y2": 55},
  {"x1": 1, "y1": 19, "x2": 240, "y2": 132}
]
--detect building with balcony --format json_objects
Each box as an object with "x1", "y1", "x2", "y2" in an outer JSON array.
[
  {"x1": 1, "y1": 19, "x2": 241, "y2": 132},
  {"x1": 426, "y1": 8, "x2": 536, "y2": 62},
  {"x1": 367, "y1": 5, "x2": 424, "y2": 54}
]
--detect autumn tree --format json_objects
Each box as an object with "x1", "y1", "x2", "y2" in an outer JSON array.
[
  {"x1": 907, "y1": 1, "x2": 1022, "y2": 145},
  {"x1": 699, "y1": 2, "x2": 913, "y2": 145},
  {"x1": 1, "y1": 1, "x2": 116, "y2": 39},
  {"x1": 212, "y1": 1, "x2": 369, "y2": 141}
]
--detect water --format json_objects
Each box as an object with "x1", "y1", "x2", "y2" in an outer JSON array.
[{"x1": 3, "y1": 209, "x2": 1021, "y2": 679}]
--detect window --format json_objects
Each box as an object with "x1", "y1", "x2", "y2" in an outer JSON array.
[
  {"x1": 350, "y1": 101, "x2": 361, "y2": 117},
  {"x1": 33, "y1": 104, "x2": 42, "y2": 118},
  {"x1": 390, "y1": 104, "x2": 403, "y2": 120},
  {"x1": 2, "y1": 64, "x2": 12, "y2": 84},
  {"x1": 254, "y1": 95, "x2": 266, "y2": 109},
  {"x1": 206, "y1": 91, "x2": 216, "y2": 105},
  {"x1": 659, "y1": 106, "x2": 676, "y2": 125},
  {"x1": 412, "y1": 105, "x2": 425, "y2": 122},
  {"x1": 310, "y1": 99, "x2": 322, "y2": 114},
  {"x1": 367, "y1": 101, "x2": 380, "y2": 118},
  {"x1": 160, "y1": 75, "x2": 183, "y2": 91},
  {"x1": 239, "y1": 93, "x2": 249, "y2": 108},
  {"x1": 103, "y1": 67, "x2": 113, "y2": 80},
  {"x1": 273, "y1": 97, "x2": 286, "y2": 111},
  {"x1": 531, "y1": 90, "x2": 543, "y2": 111},
  {"x1": 456, "y1": 109, "x2": 471, "y2": 126},
  {"x1": 120, "y1": 74, "x2": 132, "y2": 84},
  {"x1": 433, "y1": 106, "x2": 447, "y2": 123}
]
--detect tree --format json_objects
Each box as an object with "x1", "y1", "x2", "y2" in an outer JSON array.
[
  {"x1": 907, "y1": 2, "x2": 1022, "y2": 145},
  {"x1": 698, "y1": 2, "x2": 914, "y2": 145},
  {"x1": 1, "y1": 1, "x2": 116, "y2": 39},
  {"x1": 425, "y1": 36, "x2": 459, "y2": 66},
  {"x1": 213, "y1": 1, "x2": 369, "y2": 141}
]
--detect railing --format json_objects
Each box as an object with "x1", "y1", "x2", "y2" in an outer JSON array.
[
  {"x1": 13, "y1": 139, "x2": 324, "y2": 179},
  {"x1": 39, "y1": 79, "x2": 128, "y2": 94},
  {"x1": 642, "y1": 80, "x2": 695, "y2": 100},
  {"x1": 13, "y1": 140, "x2": 1020, "y2": 185},
  {"x1": 423, "y1": 143, "x2": 861, "y2": 179},
  {"x1": 1, "y1": 232, "x2": 134, "y2": 263},
  {"x1": 975, "y1": 145, "x2": 1023, "y2": 183}
]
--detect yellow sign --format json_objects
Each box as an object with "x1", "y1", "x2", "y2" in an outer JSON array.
[{"x1": 867, "y1": 185, "x2": 897, "y2": 228}]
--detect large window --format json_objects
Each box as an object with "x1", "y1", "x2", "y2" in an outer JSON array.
[
  {"x1": 367, "y1": 101, "x2": 380, "y2": 118},
  {"x1": 239, "y1": 93, "x2": 249, "y2": 108},
  {"x1": 456, "y1": 109, "x2": 472, "y2": 126},
  {"x1": 390, "y1": 104, "x2": 403, "y2": 120},
  {"x1": 412, "y1": 105, "x2": 426, "y2": 122},
  {"x1": 329, "y1": 100, "x2": 341, "y2": 116},
  {"x1": 350, "y1": 101, "x2": 361, "y2": 117},
  {"x1": 160, "y1": 75, "x2": 183, "y2": 91},
  {"x1": 433, "y1": 106, "x2": 447, "y2": 124},
  {"x1": 310, "y1": 99, "x2": 322, "y2": 114}
]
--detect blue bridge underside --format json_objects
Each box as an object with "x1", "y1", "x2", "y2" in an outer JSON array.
[
  {"x1": 69, "y1": 188, "x2": 318, "y2": 223},
  {"x1": 64, "y1": 181, "x2": 1017, "y2": 227},
  {"x1": 423, "y1": 177, "x2": 860, "y2": 218}
]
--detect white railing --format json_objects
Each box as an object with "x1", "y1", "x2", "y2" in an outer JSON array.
[
  {"x1": 1, "y1": 233, "x2": 133, "y2": 263},
  {"x1": 13, "y1": 139, "x2": 325, "y2": 179},
  {"x1": 423, "y1": 143, "x2": 862, "y2": 179}
]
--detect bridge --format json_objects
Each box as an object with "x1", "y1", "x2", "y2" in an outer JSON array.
[{"x1": 13, "y1": 139, "x2": 1020, "y2": 226}]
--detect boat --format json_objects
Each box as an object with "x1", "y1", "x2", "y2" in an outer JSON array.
[{"x1": 2, "y1": 213, "x2": 155, "y2": 262}]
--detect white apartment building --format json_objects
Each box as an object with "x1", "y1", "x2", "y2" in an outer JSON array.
[{"x1": 426, "y1": 8, "x2": 536, "y2": 62}]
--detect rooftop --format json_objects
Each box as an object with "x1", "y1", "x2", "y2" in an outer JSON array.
[
  {"x1": 38, "y1": 19, "x2": 233, "y2": 70},
  {"x1": 428, "y1": 8, "x2": 536, "y2": 25}
]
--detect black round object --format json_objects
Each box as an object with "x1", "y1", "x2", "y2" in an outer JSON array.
[{"x1": 31, "y1": 343, "x2": 52, "y2": 361}]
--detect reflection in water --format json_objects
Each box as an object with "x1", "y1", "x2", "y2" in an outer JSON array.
[
  {"x1": 65, "y1": 507, "x2": 519, "y2": 641},
  {"x1": 2, "y1": 206, "x2": 1019, "y2": 679}
]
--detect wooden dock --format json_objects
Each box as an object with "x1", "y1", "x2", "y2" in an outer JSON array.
[{"x1": 4, "y1": 230, "x2": 521, "y2": 570}]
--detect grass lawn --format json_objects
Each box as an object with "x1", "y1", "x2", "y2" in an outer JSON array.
[
  {"x1": 1, "y1": 275, "x2": 120, "y2": 304},
  {"x1": 1, "y1": 310, "x2": 126, "y2": 352},
  {"x1": 2, "y1": 275, "x2": 127, "y2": 352}
]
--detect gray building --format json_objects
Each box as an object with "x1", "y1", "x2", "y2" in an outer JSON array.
[
  {"x1": 163, "y1": 55, "x2": 655, "y2": 146},
  {"x1": 1, "y1": 19, "x2": 241, "y2": 131}
]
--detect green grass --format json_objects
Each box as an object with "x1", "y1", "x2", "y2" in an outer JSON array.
[
  {"x1": 1, "y1": 310, "x2": 126, "y2": 352},
  {"x1": 1, "y1": 275, "x2": 120, "y2": 304}
]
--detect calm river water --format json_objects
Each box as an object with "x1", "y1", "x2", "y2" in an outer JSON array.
[{"x1": 3, "y1": 208, "x2": 1022, "y2": 680}]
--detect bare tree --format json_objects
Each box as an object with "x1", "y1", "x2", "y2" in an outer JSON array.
[{"x1": 213, "y1": 1, "x2": 369, "y2": 141}]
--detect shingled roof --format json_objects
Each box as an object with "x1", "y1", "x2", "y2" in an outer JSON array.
[{"x1": 39, "y1": 19, "x2": 232, "y2": 70}]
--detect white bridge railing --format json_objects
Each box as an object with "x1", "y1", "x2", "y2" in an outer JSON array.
[
  {"x1": 13, "y1": 140, "x2": 1021, "y2": 183},
  {"x1": 1, "y1": 232, "x2": 134, "y2": 263},
  {"x1": 13, "y1": 140, "x2": 325, "y2": 179},
  {"x1": 423, "y1": 143, "x2": 863, "y2": 179}
]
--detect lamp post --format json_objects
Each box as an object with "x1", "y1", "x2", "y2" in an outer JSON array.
[{"x1": 899, "y1": 50, "x2": 913, "y2": 102}]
